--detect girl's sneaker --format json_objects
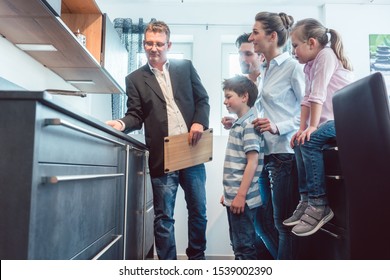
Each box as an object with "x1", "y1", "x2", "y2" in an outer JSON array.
[
  {"x1": 291, "y1": 205, "x2": 334, "y2": 237},
  {"x1": 283, "y1": 201, "x2": 308, "y2": 226}
]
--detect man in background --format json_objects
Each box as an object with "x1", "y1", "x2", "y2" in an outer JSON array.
[{"x1": 235, "y1": 32, "x2": 264, "y2": 84}]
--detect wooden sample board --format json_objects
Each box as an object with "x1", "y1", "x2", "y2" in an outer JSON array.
[{"x1": 164, "y1": 128, "x2": 213, "y2": 173}]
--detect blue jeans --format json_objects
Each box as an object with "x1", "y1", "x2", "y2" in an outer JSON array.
[
  {"x1": 151, "y1": 164, "x2": 207, "y2": 260},
  {"x1": 256, "y1": 153, "x2": 299, "y2": 260},
  {"x1": 227, "y1": 204, "x2": 258, "y2": 260},
  {"x1": 294, "y1": 120, "x2": 336, "y2": 206}
]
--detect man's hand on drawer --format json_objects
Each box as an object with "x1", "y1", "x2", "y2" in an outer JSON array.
[{"x1": 106, "y1": 120, "x2": 125, "y2": 131}]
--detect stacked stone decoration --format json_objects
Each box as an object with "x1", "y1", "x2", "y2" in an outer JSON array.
[{"x1": 372, "y1": 45, "x2": 390, "y2": 72}]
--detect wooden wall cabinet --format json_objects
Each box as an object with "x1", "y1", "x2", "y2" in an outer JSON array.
[
  {"x1": 60, "y1": 0, "x2": 104, "y2": 64},
  {"x1": 0, "y1": 0, "x2": 128, "y2": 94}
]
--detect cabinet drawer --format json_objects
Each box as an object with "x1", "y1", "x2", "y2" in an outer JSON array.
[
  {"x1": 28, "y1": 164, "x2": 124, "y2": 259},
  {"x1": 36, "y1": 104, "x2": 124, "y2": 166}
]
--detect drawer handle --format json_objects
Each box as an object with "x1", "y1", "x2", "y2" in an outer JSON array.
[
  {"x1": 42, "y1": 173, "x2": 124, "y2": 184},
  {"x1": 146, "y1": 205, "x2": 154, "y2": 213},
  {"x1": 44, "y1": 118, "x2": 126, "y2": 147},
  {"x1": 129, "y1": 144, "x2": 146, "y2": 153},
  {"x1": 92, "y1": 235, "x2": 122, "y2": 260},
  {"x1": 326, "y1": 175, "x2": 343, "y2": 180}
]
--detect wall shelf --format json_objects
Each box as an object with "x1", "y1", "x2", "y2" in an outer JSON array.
[{"x1": 0, "y1": 0, "x2": 127, "y2": 94}]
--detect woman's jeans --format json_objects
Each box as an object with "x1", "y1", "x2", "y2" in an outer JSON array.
[
  {"x1": 151, "y1": 164, "x2": 207, "y2": 260},
  {"x1": 294, "y1": 120, "x2": 336, "y2": 206},
  {"x1": 227, "y1": 204, "x2": 258, "y2": 260},
  {"x1": 255, "y1": 153, "x2": 299, "y2": 260}
]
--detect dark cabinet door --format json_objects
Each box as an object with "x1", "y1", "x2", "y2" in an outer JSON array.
[{"x1": 124, "y1": 149, "x2": 154, "y2": 259}]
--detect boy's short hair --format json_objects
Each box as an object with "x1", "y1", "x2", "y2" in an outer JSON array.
[{"x1": 222, "y1": 75, "x2": 258, "y2": 107}]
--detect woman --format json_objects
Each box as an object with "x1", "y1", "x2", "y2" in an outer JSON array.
[{"x1": 249, "y1": 11, "x2": 305, "y2": 260}]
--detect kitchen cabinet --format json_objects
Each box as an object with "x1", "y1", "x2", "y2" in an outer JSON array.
[
  {"x1": 124, "y1": 149, "x2": 154, "y2": 259},
  {"x1": 0, "y1": 91, "x2": 153, "y2": 259},
  {"x1": 0, "y1": 0, "x2": 128, "y2": 94}
]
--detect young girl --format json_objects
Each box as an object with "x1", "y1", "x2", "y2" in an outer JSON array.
[{"x1": 283, "y1": 18, "x2": 354, "y2": 236}]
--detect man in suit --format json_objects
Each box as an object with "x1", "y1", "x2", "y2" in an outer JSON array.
[{"x1": 106, "y1": 20, "x2": 210, "y2": 260}]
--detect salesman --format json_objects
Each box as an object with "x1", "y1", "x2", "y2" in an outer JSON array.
[{"x1": 106, "y1": 20, "x2": 210, "y2": 260}]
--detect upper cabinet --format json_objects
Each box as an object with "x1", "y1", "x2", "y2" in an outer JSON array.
[{"x1": 0, "y1": 0, "x2": 128, "y2": 94}]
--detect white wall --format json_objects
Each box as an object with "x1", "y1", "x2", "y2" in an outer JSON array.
[
  {"x1": 324, "y1": 4, "x2": 390, "y2": 80},
  {"x1": 2, "y1": 1, "x2": 390, "y2": 258}
]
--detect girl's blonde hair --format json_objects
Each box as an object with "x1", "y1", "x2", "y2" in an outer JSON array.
[{"x1": 292, "y1": 18, "x2": 353, "y2": 71}]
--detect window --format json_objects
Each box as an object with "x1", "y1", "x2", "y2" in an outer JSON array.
[
  {"x1": 221, "y1": 43, "x2": 241, "y2": 79},
  {"x1": 228, "y1": 53, "x2": 241, "y2": 77},
  {"x1": 220, "y1": 43, "x2": 241, "y2": 135}
]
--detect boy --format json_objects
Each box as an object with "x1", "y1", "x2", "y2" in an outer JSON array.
[{"x1": 220, "y1": 75, "x2": 264, "y2": 259}]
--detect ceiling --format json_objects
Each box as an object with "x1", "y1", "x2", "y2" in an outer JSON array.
[{"x1": 99, "y1": 0, "x2": 389, "y2": 5}]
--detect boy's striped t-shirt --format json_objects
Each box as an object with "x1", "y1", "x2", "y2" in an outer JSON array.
[{"x1": 223, "y1": 107, "x2": 264, "y2": 209}]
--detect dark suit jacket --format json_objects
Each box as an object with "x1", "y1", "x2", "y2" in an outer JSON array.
[{"x1": 120, "y1": 59, "x2": 210, "y2": 178}]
